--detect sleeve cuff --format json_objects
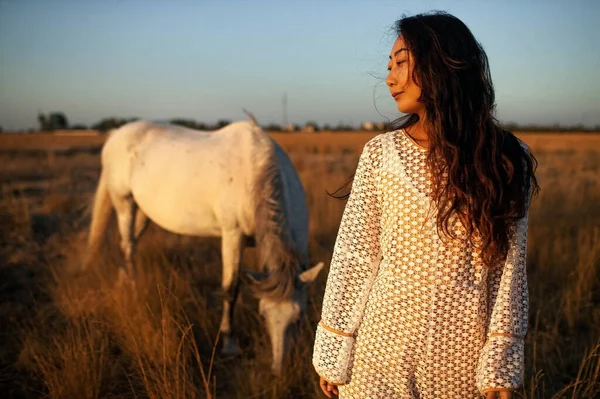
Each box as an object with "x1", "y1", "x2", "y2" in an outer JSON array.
[
  {"x1": 481, "y1": 387, "x2": 518, "y2": 394},
  {"x1": 312, "y1": 321, "x2": 355, "y2": 385},
  {"x1": 476, "y1": 335, "x2": 525, "y2": 394}
]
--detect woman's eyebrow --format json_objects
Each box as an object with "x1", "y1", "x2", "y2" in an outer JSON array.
[{"x1": 388, "y1": 48, "x2": 408, "y2": 59}]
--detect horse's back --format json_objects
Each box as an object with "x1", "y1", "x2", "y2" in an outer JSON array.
[
  {"x1": 100, "y1": 120, "x2": 271, "y2": 236},
  {"x1": 98, "y1": 120, "x2": 306, "y2": 244},
  {"x1": 102, "y1": 120, "x2": 264, "y2": 171}
]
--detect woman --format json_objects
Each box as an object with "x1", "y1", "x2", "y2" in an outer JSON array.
[{"x1": 312, "y1": 11, "x2": 539, "y2": 399}]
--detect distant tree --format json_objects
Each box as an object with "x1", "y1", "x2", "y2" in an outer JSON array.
[
  {"x1": 264, "y1": 123, "x2": 282, "y2": 132},
  {"x1": 38, "y1": 112, "x2": 69, "y2": 131},
  {"x1": 334, "y1": 122, "x2": 355, "y2": 131},
  {"x1": 499, "y1": 122, "x2": 600, "y2": 133},
  {"x1": 51, "y1": 113, "x2": 69, "y2": 130},
  {"x1": 571, "y1": 123, "x2": 585, "y2": 132},
  {"x1": 70, "y1": 124, "x2": 88, "y2": 130},
  {"x1": 38, "y1": 113, "x2": 47, "y2": 131},
  {"x1": 216, "y1": 119, "x2": 231, "y2": 129},
  {"x1": 170, "y1": 118, "x2": 203, "y2": 129},
  {"x1": 92, "y1": 117, "x2": 138, "y2": 132}
]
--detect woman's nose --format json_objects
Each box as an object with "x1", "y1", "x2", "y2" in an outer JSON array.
[{"x1": 386, "y1": 72, "x2": 395, "y2": 88}]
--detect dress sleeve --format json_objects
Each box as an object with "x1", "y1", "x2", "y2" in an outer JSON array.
[
  {"x1": 476, "y1": 180, "x2": 532, "y2": 395},
  {"x1": 312, "y1": 137, "x2": 383, "y2": 385}
]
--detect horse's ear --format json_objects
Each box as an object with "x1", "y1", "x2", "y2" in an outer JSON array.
[
  {"x1": 242, "y1": 108, "x2": 259, "y2": 127},
  {"x1": 298, "y1": 262, "x2": 325, "y2": 285},
  {"x1": 243, "y1": 268, "x2": 268, "y2": 283}
]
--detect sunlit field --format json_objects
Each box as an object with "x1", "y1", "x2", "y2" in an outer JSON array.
[{"x1": 0, "y1": 130, "x2": 598, "y2": 398}]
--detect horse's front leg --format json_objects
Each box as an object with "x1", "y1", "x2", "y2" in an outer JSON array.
[{"x1": 220, "y1": 229, "x2": 243, "y2": 356}]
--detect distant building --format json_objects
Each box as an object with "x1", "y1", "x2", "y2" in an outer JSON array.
[
  {"x1": 282, "y1": 123, "x2": 296, "y2": 132},
  {"x1": 361, "y1": 121, "x2": 375, "y2": 131},
  {"x1": 302, "y1": 122, "x2": 320, "y2": 133},
  {"x1": 361, "y1": 121, "x2": 387, "y2": 131}
]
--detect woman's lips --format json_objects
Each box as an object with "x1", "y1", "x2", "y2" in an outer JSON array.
[{"x1": 392, "y1": 91, "x2": 403, "y2": 100}]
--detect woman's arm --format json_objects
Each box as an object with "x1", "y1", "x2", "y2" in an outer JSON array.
[
  {"x1": 312, "y1": 137, "x2": 383, "y2": 385},
  {"x1": 476, "y1": 183, "x2": 531, "y2": 395}
]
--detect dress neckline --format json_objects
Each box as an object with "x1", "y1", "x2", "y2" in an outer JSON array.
[{"x1": 399, "y1": 129, "x2": 429, "y2": 152}]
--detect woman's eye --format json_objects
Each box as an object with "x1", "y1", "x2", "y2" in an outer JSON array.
[{"x1": 387, "y1": 61, "x2": 405, "y2": 71}]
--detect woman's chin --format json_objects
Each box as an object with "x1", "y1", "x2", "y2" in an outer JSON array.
[
  {"x1": 396, "y1": 104, "x2": 411, "y2": 114},
  {"x1": 396, "y1": 102, "x2": 422, "y2": 115}
]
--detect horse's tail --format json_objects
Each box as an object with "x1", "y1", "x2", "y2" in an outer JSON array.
[{"x1": 82, "y1": 169, "x2": 113, "y2": 270}]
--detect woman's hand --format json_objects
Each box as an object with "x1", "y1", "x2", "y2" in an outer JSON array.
[
  {"x1": 486, "y1": 391, "x2": 512, "y2": 399},
  {"x1": 319, "y1": 377, "x2": 339, "y2": 398}
]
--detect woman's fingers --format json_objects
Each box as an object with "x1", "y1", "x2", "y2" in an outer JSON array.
[
  {"x1": 319, "y1": 377, "x2": 339, "y2": 397},
  {"x1": 331, "y1": 383, "x2": 339, "y2": 395},
  {"x1": 319, "y1": 378, "x2": 333, "y2": 398}
]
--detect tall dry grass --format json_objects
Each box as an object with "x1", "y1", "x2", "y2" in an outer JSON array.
[
  {"x1": 0, "y1": 132, "x2": 599, "y2": 398},
  {"x1": 16, "y1": 230, "x2": 221, "y2": 399}
]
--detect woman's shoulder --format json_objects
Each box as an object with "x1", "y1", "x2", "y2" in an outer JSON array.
[
  {"x1": 362, "y1": 130, "x2": 399, "y2": 153},
  {"x1": 359, "y1": 131, "x2": 397, "y2": 167}
]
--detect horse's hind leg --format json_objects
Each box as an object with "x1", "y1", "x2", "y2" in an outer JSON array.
[
  {"x1": 134, "y1": 208, "x2": 149, "y2": 240},
  {"x1": 112, "y1": 194, "x2": 138, "y2": 276},
  {"x1": 220, "y1": 230, "x2": 243, "y2": 356}
]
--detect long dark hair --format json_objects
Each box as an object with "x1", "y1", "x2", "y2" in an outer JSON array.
[{"x1": 332, "y1": 11, "x2": 540, "y2": 268}]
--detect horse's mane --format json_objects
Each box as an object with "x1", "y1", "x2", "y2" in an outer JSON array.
[{"x1": 251, "y1": 138, "x2": 301, "y2": 301}]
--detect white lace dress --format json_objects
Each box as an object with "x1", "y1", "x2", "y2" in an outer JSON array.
[{"x1": 312, "y1": 130, "x2": 530, "y2": 398}]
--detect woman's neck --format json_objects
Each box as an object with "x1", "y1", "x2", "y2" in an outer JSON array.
[{"x1": 405, "y1": 117, "x2": 429, "y2": 147}]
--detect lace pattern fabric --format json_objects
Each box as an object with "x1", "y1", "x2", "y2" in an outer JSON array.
[{"x1": 312, "y1": 130, "x2": 530, "y2": 398}]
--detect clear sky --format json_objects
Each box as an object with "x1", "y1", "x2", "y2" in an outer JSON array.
[{"x1": 1, "y1": 0, "x2": 598, "y2": 130}]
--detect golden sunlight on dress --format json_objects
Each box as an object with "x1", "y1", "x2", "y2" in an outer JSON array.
[{"x1": 313, "y1": 130, "x2": 530, "y2": 398}]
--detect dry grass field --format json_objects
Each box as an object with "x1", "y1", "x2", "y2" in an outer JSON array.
[{"x1": 0, "y1": 130, "x2": 599, "y2": 398}]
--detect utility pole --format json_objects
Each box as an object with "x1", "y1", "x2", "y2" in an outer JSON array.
[{"x1": 282, "y1": 92, "x2": 288, "y2": 127}]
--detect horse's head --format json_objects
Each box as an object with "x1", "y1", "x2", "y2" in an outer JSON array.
[{"x1": 245, "y1": 261, "x2": 324, "y2": 376}]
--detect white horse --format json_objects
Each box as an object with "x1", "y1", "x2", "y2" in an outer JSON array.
[{"x1": 83, "y1": 117, "x2": 324, "y2": 375}]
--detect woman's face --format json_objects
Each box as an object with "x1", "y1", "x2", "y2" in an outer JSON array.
[{"x1": 386, "y1": 36, "x2": 425, "y2": 115}]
